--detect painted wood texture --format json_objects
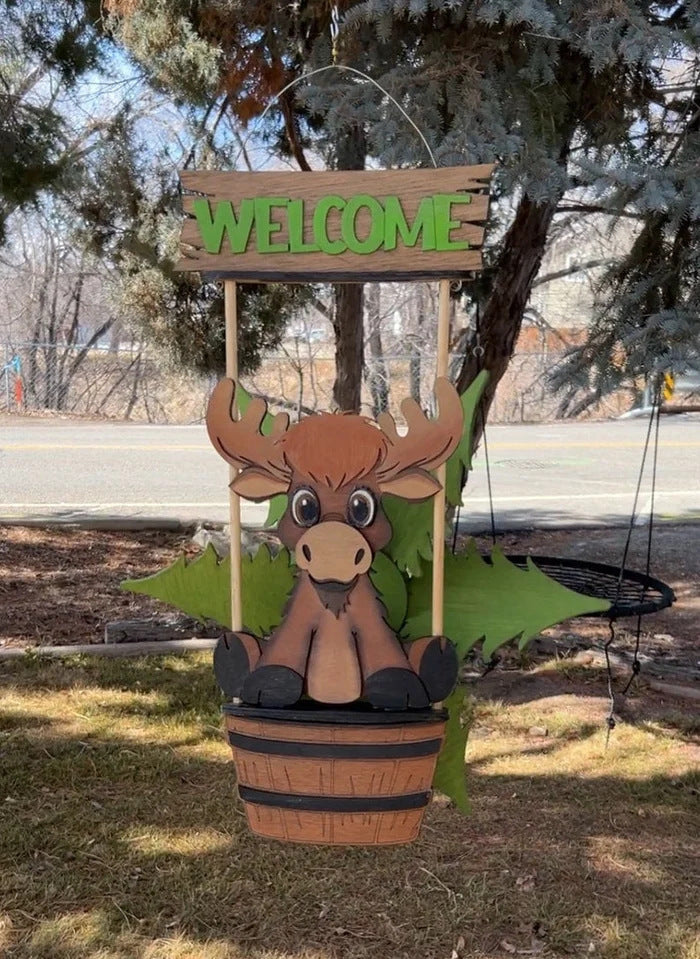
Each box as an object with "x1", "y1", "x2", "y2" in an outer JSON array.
[
  {"x1": 208, "y1": 377, "x2": 461, "y2": 710},
  {"x1": 176, "y1": 166, "x2": 493, "y2": 280},
  {"x1": 226, "y1": 711, "x2": 445, "y2": 845},
  {"x1": 243, "y1": 805, "x2": 426, "y2": 845},
  {"x1": 228, "y1": 715, "x2": 446, "y2": 744}
]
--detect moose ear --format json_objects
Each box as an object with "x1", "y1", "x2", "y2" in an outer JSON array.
[
  {"x1": 231, "y1": 469, "x2": 289, "y2": 502},
  {"x1": 379, "y1": 470, "x2": 441, "y2": 502}
]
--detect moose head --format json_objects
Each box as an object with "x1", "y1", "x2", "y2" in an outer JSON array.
[{"x1": 207, "y1": 378, "x2": 463, "y2": 710}]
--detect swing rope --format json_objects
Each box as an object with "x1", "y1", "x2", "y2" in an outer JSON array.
[
  {"x1": 621, "y1": 391, "x2": 662, "y2": 694},
  {"x1": 604, "y1": 382, "x2": 662, "y2": 734}
]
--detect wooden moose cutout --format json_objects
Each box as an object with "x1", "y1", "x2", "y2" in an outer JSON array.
[{"x1": 208, "y1": 379, "x2": 463, "y2": 710}]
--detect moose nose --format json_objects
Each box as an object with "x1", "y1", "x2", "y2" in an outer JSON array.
[{"x1": 296, "y1": 521, "x2": 372, "y2": 582}]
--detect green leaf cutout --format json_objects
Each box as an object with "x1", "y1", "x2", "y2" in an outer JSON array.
[
  {"x1": 264, "y1": 494, "x2": 287, "y2": 527},
  {"x1": 382, "y1": 495, "x2": 433, "y2": 577},
  {"x1": 121, "y1": 543, "x2": 294, "y2": 635},
  {"x1": 403, "y1": 540, "x2": 610, "y2": 657},
  {"x1": 433, "y1": 688, "x2": 473, "y2": 813},
  {"x1": 382, "y1": 372, "x2": 490, "y2": 576},
  {"x1": 369, "y1": 550, "x2": 408, "y2": 632}
]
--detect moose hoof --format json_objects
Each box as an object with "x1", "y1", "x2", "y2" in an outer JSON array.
[
  {"x1": 242, "y1": 665, "x2": 304, "y2": 707},
  {"x1": 414, "y1": 636, "x2": 458, "y2": 702},
  {"x1": 364, "y1": 668, "x2": 429, "y2": 710},
  {"x1": 213, "y1": 632, "x2": 261, "y2": 698}
]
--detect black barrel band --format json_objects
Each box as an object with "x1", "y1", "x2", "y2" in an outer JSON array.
[
  {"x1": 239, "y1": 786, "x2": 430, "y2": 813},
  {"x1": 229, "y1": 731, "x2": 442, "y2": 759}
]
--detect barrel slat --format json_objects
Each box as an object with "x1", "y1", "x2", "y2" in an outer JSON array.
[
  {"x1": 228, "y1": 715, "x2": 445, "y2": 744},
  {"x1": 244, "y1": 805, "x2": 424, "y2": 845},
  {"x1": 232, "y1": 748, "x2": 438, "y2": 797}
]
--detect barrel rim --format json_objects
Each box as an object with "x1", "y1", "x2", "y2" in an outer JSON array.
[{"x1": 223, "y1": 703, "x2": 448, "y2": 725}]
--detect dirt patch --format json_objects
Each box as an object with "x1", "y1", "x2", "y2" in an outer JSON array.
[
  {"x1": 0, "y1": 526, "x2": 196, "y2": 647},
  {"x1": 1, "y1": 524, "x2": 697, "y2": 670}
]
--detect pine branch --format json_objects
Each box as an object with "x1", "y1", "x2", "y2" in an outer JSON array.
[{"x1": 554, "y1": 205, "x2": 644, "y2": 219}]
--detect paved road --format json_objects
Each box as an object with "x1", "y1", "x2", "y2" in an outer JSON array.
[{"x1": 1, "y1": 415, "x2": 698, "y2": 530}]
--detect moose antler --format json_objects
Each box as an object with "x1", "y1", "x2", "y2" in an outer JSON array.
[
  {"x1": 206, "y1": 378, "x2": 291, "y2": 481},
  {"x1": 376, "y1": 377, "x2": 463, "y2": 480}
]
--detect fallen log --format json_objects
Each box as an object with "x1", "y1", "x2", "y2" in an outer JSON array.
[{"x1": 104, "y1": 618, "x2": 220, "y2": 644}]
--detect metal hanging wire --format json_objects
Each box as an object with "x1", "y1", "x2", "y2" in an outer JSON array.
[
  {"x1": 231, "y1": 64, "x2": 438, "y2": 172},
  {"x1": 451, "y1": 300, "x2": 497, "y2": 555}
]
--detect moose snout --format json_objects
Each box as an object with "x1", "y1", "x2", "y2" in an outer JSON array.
[{"x1": 295, "y1": 521, "x2": 372, "y2": 583}]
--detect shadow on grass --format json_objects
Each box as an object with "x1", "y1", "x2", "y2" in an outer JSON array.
[
  {"x1": 2, "y1": 664, "x2": 699, "y2": 959},
  {"x1": 469, "y1": 663, "x2": 700, "y2": 740},
  {"x1": 2, "y1": 653, "x2": 223, "y2": 720}
]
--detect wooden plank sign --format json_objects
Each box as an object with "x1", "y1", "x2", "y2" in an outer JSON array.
[{"x1": 175, "y1": 165, "x2": 493, "y2": 281}]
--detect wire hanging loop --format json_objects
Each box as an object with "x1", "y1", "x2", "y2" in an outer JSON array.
[{"x1": 232, "y1": 64, "x2": 438, "y2": 171}]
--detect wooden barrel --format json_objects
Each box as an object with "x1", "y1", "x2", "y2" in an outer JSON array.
[{"x1": 223, "y1": 704, "x2": 446, "y2": 846}]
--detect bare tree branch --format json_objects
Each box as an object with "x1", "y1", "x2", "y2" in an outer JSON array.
[{"x1": 531, "y1": 258, "x2": 615, "y2": 288}]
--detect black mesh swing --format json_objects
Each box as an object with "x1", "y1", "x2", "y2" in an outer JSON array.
[{"x1": 452, "y1": 311, "x2": 675, "y2": 699}]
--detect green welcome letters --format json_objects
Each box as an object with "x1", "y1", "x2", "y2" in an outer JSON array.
[{"x1": 191, "y1": 193, "x2": 473, "y2": 256}]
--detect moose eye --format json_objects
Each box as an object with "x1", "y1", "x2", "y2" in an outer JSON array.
[
  {"x1": 291, "y1": 488, "x2": 320, "y2": 527},
  {"x1": 347, "y1": 489, "x2": 376, "y2": 528}
]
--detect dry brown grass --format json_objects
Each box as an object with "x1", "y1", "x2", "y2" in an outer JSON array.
[{"x1": 1, "y1": 653, "x2": 698, "y2": 959}]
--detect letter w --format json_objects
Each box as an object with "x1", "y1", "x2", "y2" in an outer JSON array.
[{"x1": 192, "y1": 198, "x2": 255, "y2": 254}]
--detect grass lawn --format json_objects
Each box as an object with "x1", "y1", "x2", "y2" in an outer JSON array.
[{"x1": 1, "y1": 653, "x2": 698, "y2": 959}]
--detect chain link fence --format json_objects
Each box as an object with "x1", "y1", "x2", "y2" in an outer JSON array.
[
  {"x1": 1, "y1": 343, "x2": 213, "y2": 423},
  {"x1": 1, "y1": 341, "x2": 625, "y2": 424}
]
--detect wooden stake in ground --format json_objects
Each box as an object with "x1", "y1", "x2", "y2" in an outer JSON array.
[
  {"x1": 432, "y1": 278, "x2": 451, "y2": 638},
  {"x1": 224, "y1": 279, "x2": 243, "y2": 632}
]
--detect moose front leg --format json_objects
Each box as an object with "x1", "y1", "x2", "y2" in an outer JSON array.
[
  {"x1": 241, "y1": 577, "x2": 319, "y2": 708},
  {"x1": 347, "y1": 579, "x2": 430, "y2": 710},
  {"x1": 213, "y1": 631, "x2": 262, "y2": 699}
]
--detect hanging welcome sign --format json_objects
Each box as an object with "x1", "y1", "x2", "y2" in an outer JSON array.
[
  {"x1": 170, "y1": 163, "x2": 502, "y2": 846},
  {"x1": 175, "y1": 166, "x2": 493, "y2": 280}
]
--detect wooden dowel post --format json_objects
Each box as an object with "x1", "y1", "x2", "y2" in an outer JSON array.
[
  {"x1": 432, "y1": 278, "x2": 451, "y2": 638},
  {"x1": 224, "y1": 280, "x2": 243, "y2": 632}
]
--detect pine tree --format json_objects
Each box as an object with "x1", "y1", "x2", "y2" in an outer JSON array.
[
  {"x1": 101, "y1": 1, "x2": 699, "y2": 421},
  {"x1": 0, "y1": 0, "x2": 102, "y2": 240}
]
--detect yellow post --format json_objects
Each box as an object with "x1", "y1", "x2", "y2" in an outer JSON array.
[
  {"x1": 432, "y1": 278, "x2": 451, "y2": 636},
  {"x1": 224, "y1": 279, "x2": 243, "y2": 632}
]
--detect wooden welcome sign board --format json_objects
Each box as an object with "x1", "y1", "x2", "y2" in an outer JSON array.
[{"x1": 175, "y1": 165, "x2": 493, "y2": 281}]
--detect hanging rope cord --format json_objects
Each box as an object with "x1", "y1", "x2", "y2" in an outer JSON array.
[{"x1": 603, "y1": 383, "x2": 662, "y2": 738}]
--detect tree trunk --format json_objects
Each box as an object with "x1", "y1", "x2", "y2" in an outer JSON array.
[
  {"x1": 365, "y1": 283, "x2": 389, "y2": 417},
  {"x1": 332, "y1": 283, "x2": 364, "y2": 411},
  {"x1": 456, "y1": 194, "x2": 563, "y2": 451},
  {"x1": 408, "y1": 284, "x2": 427, "y2": 403},
  {"x1": 331, "y1": 123, "x2": 366, "y2": 412}
]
